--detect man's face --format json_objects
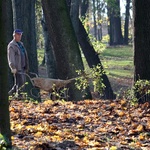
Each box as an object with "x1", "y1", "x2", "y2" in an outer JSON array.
[{"x1": 14, "y1": 33, "x2": 22, "y2": 42}]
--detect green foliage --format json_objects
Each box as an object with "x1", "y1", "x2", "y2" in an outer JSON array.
[
  {"x1": 133, "y1": 79, "x2": 150, "y2": 96},
  {"x1": 75, "y1": 64, "x2": 106, "y2": 95},
  {"x1": 37, "y1": 49, "x2": 44, "y2": 65},
  {"x1": 124, "y1": 79, "x2": 150, "y2": 105},
  {"x1": 9, "y1": 82, "x2": 40, "y2": 102},
  {"x1": 88, "y1": 34, "x2": 106, "y2": 53},
  {"x1": 101, "y1": 34, "x2": 109, "y2": 44},
  {"x1": 81, "y1": 17, "x2": 107, "y2": 54},
  {"x1": 92, "y1": 64, "x2": 106, "y2": 93},
  {"x1": 0, "y1": 134, "x2": 9, "y2": 149},
  {"x1": 75, "y1": 70, "x2": 89, "y2": 93},
  {"x1": 51, "y1": 84, "x2": 68, "y2": 100},
  {"x1": 106, "y1": 0, "x2": 120, "y2": 16},
  {"x1": 123, "y1": 88, "x2": 138, "y2": 106}
]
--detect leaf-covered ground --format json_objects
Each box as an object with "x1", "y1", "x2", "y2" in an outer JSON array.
[{"x1": 10, "y1": 98, "x2": 150, "y2": 150}]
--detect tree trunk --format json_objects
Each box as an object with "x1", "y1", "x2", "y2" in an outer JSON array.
[
  {"x1": 92, "y1": 0, "x2": 97, "y2": 39},
  {"x1": 12, "y1": 0, "x2": 41, "y2": 101},
  {"x1": 108, "y1": 0, "x2": 123, "y2": 46},
  {"x1": 133, "y1": 0, "x2": 150, "y2": 81},
  {"x1": 41, "y1": 15, "x2": 56, "y2": 78},
  {"x1": 0, "y1": 0, "x2": 12, "y2": 147},
  {"x1": 78, "y1": 19, "x2": 116, "y2": 99},
  {"x1": 70, "y1": 0, "x2": 79, "y2": 34},
  {"x1": 124, "y1": 0, "x2": 130, "y2": 45},
  {"x1": 69, "y1": 0, "x2": 115, "y2": 99},
  {"x1": 96, "y1": 0, "x2": 105, "y2": 41},
  {"x1": 80, "y1": 0, "x2": 89, "y2": 19},
  {"x1": 42, "y1": 0, "x2": 92, "y2": 100},
  {"x1": 6, "y1": 0, "x2": 14, "y2": 90}
]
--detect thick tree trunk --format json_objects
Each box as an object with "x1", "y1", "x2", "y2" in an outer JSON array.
[
  {"x1": 42, "y1": 0, "x2": 92, "y2": 100},
  {"x1": 12, "y1": 0, "x2": 41, "y2": 101},
  {"x1": 0, "y1": 0, "x2": 12, "y2": 147},
  {"x1": 108, "y1": 0, "x2": 123, "y2": 46},
  {"x1": 70, "y1": 0, "x2": 79, "y2": 34},
  {"x1": 6, "y1": 0, "x2": 14, "y2": 90},
  {"x1": 133, "y1": 0, "x2": 150, "y2": 81}
]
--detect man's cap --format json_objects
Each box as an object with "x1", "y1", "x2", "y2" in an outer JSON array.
[{"x1": 13, "y1": 29, "x2": 23, "y2": 34}]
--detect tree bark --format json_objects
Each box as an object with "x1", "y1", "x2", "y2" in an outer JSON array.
[
  {"x1": 77, "y1": 19, "x2": 116, "y2": 99},
  {"x1": 92, "y1": 0, "x2": 97, "y2": 39},
  {"x1": 6, "y1": 0, "x2": 14, "y2": 90},
  {"x1": 0, "y1": 0, "x2": 12, "y2": 147},
  {"x1": 12, "y1": 0, "x2": 41, "y2": 101},
  {"x1": 42, "y1": 0, "x2": 92, "y2": 100},
  {"x1": 80, "y1": 0, "x2": 89, "y2": 19},
  {"x1": 70, "y1": 0, "x2": 79, "y2": 34},
  {"x1": 108, "y1": 0, "x2": 123, "y2": 45},
  {"x1": 41, "y1": 15, "x2": 56, "y2": 78},
  {"x1": 124, "y1": 0, "x2": 130, "y2": 45},
  {"x1": 69, "y1": 0, "x2": 115, "y2": 99},
  {"x1": 133, "y1": 0, "x2": 150, "y2": 81}
]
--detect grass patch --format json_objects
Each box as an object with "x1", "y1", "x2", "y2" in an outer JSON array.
[
  {"x1": 106, "y1": 69, "x2": 133, "y2": 78},
  {"x1": 101, "y1": 46, "x2": 133, "y2": 58},
  {"x1": 101, "y1": 46, "x2": 134, "y2": 79},
  {"x1": 38, "y1": 46, "x2": 134, "y2": 79}
]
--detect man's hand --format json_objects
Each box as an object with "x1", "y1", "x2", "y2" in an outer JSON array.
[{"x1": 11, "y1": 69, "x2": 17, "y2": 74}]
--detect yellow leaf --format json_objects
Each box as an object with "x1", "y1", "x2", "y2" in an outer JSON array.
[
  {"x1": 89, "y1": 141, "x2": 100, "y2": 146},
  {"x1": 83, "y1": 136, "x2": 89, "y2": 144},
  {"x1": 43, "y1": 100, "x2": 54, "y2": 105},
  {"x1": 77, "y1": 124, "x2": 84, "y2": 129},
  {"x1": 120, "y1": 99, "x2": 127, "y2": 105},
  {"x1": 121, "y1": 141, "x2": 128, "y2": 145},
  {"x1": 138, "y1": 134, "x2": 145, "y2": 140},
  {"x1": 106, "y1": 121, "x2": 112, "y2": 125},
  {"x1": 110, "y1": 146, "x2": 117, "y2": 150},
  {"x1": 115, "y1": 110, "x2": 125, "y2": 117},
  {"x1": 136, "y1": 124, "x2": 144, "y2": 132},
  {"x1": 15, "y1": 124, "x2": 23, "y2": 130},
  {"x1": 34, "y1": 131, "x2": 43, "y2": 137},
  {"x1": 97, "y1": 127, "x2": 107, "y2": 132},
  {"x1": 11, "y1": 136, "x2": 14, "y2": 140},
  {"x1": 51, "y1": 135, "x2": 61, "y2": 141},
  {"x1": 110, "y1": 102, "x2": 116, "y2": 107},
  {"x1": 10, "y1": 107, "x2": 15, "y2": 112}
]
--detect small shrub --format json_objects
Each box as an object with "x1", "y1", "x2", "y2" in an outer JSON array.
[
  {"x1": 124, "y1": 79, "x2": 150, "y2": 105},
  {"x1": 75, "y1": 64, "x2": 106, "y2": 96}
]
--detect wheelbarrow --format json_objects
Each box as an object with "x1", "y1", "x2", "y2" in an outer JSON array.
[{"x1": 19, "y1": 72, "x2": 76, "y2": 99}]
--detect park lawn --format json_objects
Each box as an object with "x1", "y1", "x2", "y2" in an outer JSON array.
[
  {"x1": 101, "y1": 45, "x2": 134, "y2": 79},
  {"x1": 38, "y1": 46, "x2": 134, "y2": 79},
  {"x1": 37, "y1": 46, "x2": 134, "y2": 94}
]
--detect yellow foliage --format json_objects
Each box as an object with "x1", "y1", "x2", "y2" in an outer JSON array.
[
  {"x1": 110, "y1": 146, "x2": 117, "y2": 150},
  {"x1": 34, "y1": 131, "x2": 43, "y2": 137}
]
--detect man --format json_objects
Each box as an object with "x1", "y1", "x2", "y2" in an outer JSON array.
[{"x1": 7, "y1": 29, "x2": 29, "y2": 99}]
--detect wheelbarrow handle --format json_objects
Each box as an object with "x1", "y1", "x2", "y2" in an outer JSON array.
[{"x1": 17, "y1": 72, "x2": 35, "y2": 86}]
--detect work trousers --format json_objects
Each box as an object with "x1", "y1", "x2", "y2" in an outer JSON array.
[{"x1": 8, "y1": 70, "x2": 26, "y2": 97}]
